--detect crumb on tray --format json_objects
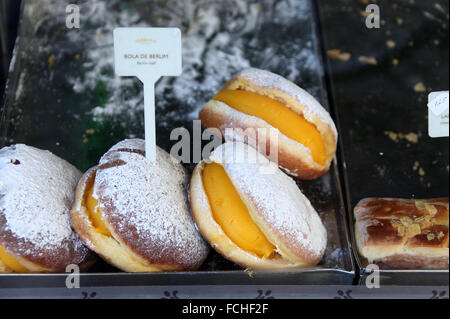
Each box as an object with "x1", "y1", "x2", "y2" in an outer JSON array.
[
  {"x1": 414, "y1": 82, "x2": 426, "y2": 92},
  {"x1": 386, "y1": 40, "x2": 396, "y2": 48},
  {"x1": 358, "y1": 56, "x2": 378, "y2": 65},
  {"x1": 327, "y1": 49, "x2": 351, "y2": 62},
  {"x1": 384, "y1": 131, "x2": 419, "y2": 144}
]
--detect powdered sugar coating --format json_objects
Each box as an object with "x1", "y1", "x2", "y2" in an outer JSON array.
[
  {"x1": 237, "y1": 68, "x2": 338, "y2": 137},
  {"x1": 209, "y1": 142, "x2": 327, "y2": 260},
  {"x1": 93, "y1": 139, "x2": 209, "y2": 269},
  {"x1": 0, "y1": 144, "x2": 89, "y2": 268},
  {"x1": 213, "y1": 99, "x2": 315, "y2": 165}
]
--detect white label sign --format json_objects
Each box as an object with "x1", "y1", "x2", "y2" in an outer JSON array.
[
  {"x1": 428, "y1": 91, "x2": 449, "y2": 138},
  {"x1": 114, "y1": 27, "x2": 182, "y2": 77},
  {"x1": 114, "y1": 27, "x2": 182, "y2": 161},
  {"x1": 428, "y1": 91, "x2": 449, "y2": 116}
]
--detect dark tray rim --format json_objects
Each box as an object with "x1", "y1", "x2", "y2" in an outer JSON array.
[{"x1": 0, "y1": 268, "x2": 355, "y2": 288}]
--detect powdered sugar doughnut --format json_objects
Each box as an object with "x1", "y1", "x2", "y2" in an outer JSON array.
[
  {"x1": 0, "y1": 144, "x2": 93, "y2": 273},
  {"x1": 71, "y1": 139, "x2": 209, "y2": 272},
  {"x1": 199, "y1": 68, "x2": 338, "y2": 179},
  {"x1": 190, "y1": 142, "x2": 327, "y2": 270}
]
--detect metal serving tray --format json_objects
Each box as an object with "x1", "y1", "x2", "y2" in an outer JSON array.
[
  {"x1": 0, "y1": 0, "x2": 355, "y2": 292},
  {"x1": 317, "y1": 0, "x2": 450, "y2": 287}
]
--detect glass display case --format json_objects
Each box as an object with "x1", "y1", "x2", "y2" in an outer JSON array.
[{"x1": 0, "y1": 0, "x2": 448, "y2": 299}]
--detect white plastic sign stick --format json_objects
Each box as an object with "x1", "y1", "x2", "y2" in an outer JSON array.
[
  {"x1": 114, "y1": 27, "x2": 182, "y2": 161},
  {"x1": 428, "y1": 91, "x2": 449, "y2": 138}
]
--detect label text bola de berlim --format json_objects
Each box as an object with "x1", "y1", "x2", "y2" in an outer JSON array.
[{"x1": 124, "y1": 53, "x2": 169, "y2": 59}]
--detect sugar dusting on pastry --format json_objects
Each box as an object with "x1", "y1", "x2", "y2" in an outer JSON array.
[
  {"x1": 93, "y1": 139, "x2": 209, "y2": 268},
  {"x1": 0, "y1": 144, "x2": 87, "y2": 259},
  {"x1": 209, "y1": 142, "x2": 327, "y2": 260},
  {"x1": 210, "y1": 99, "x2": 315, "y2": 168},
  {"x1": 237, "y1": 68, "x2": 338, "y2": 137},
  {"x1": 44, "y1": 0, "x2": 321, "y2": 135}
]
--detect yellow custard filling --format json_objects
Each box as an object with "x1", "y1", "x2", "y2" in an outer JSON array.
[
  {"x1": 213, "y1": 89, "x2": 326, "y2": 165},
  {"x1": 86, "y1": 186, "x2": 111, "y2": 236},
  {"x1": 0, "y1": 244, "x2": 29, "y2": 273},
  {"x1": 202, "y1": 163, "x2": 275, "y2": 258}
]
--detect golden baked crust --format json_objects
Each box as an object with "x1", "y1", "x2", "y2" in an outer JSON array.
[
  {"x1": 354, "y1": 197, "x2": 449, "y2": 270},
  {"x1": 0, "y1": 144, "x2": 94, "y2": 273},
  {"x1": 0, "y1": 259, "x2": 10, "y2": 272},
  {"x1": 71, "y1": 139, "x2": 209, "y2": 272},
  {"x1": 189, "y1": 142, "x2": 327, "y2": 270},
  {"x1": 199, "y1": 68, "x2": 338, "y2": 179}
]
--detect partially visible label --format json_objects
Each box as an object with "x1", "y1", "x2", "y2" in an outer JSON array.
[
  {"x1": 428, "y1": 91, "x2": 449, "y2": 138},
  {"x1": 428, "y1": 91, "x2": 449, "y2": 116},
  {"x1": 114, "y1": 27, "x2": 182, "y2": 78}
]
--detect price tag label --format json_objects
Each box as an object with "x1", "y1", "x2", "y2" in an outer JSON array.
[
  {"x1": 428, "y1": 91, "x2": 449, "y2": 117},
  {"x1": 114, "y1": 27, "x2": 182, "y2": 161},
  {"x1": 428, "y1": 91, "x2": 449, "y2": 138}
]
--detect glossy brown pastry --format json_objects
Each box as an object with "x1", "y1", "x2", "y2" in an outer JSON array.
[
  {"x1": 189, "y1": 142, "x2": 327, "y2": 270},
  {"x1": 354, "y1": 198, "x2": 449, "y2": 270},
  {"x1": 199, "y1": 68, "x2": 338, "y2": 179},
  {"x1": 71, "y1": 139, "x2": 209, "y2": 272},
  {"x1": 0, "y1": 144, "x2": 93, "y2": 273}
]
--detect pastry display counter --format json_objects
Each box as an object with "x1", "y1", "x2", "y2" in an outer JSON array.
[{"x1": 0, "y1": 0, "x2": 448, "y2": 298}]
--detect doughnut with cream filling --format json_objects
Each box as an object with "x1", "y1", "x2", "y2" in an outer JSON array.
[
  {"x1": 189, "y1": 142, "x2": 327, "y2": 270},
  {"x1": 199, "y1": 68, "x2": 338, "y2": 179},
  {"x1": 71, "y1": 139, "x2": 209, "y2": 272},
  {"x1": 0, "y1": 144, "x2": 93, "y2": 273}
]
